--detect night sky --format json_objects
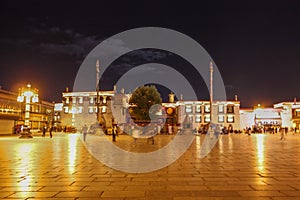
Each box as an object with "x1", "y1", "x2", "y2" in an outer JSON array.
[{"x1": 1, "y1": 1, "x2": 300, "y2": 107}]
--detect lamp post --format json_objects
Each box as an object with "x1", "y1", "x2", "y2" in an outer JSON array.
[{"x1": 17, "y1": 84, "x2": 39, "y2": 138}]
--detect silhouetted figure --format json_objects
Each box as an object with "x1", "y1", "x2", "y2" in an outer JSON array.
[
  {"x1": 280, "y1": 127, "x2": 286, "y2": 140},
  {"x1": 112, "y1": 126, "x2": 117, "y2": 142},
  {"x1": 42, "y1": 126, "x2": 46, "y2": 137},
  {"x1": 82, "y1": 124, "x2": 88, "y2": 141},
  {"x1": 49, "y1": 127, "x2": 53, "y2": 138},
  {"x1": 147, "y1": 136, "x2": 154, "y2": 145}
]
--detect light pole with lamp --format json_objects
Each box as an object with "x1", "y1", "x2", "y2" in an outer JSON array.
[{"x1": 17, "y1": 84, "x2": 39, "y2": 138}]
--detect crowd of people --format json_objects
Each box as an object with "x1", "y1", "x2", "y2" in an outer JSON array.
[{"x1": 243, "y1": 126, "x2": 298, "y2": 134}]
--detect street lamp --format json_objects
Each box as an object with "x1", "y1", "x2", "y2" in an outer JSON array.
[{"x1": 17, "y1": 84, "x2": 39, "y2": 138}]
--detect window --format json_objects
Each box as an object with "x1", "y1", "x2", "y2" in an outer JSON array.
[
  {"x1": 218, "y1": 105, "x2": 224, "y2": 113},
  {"x1": 102, "y1": 96, "x2": 107, "y2": 104},
  {"x1": 188, "y1": 115, "x2": 193, "y2": 123},
  {"x1": 218, "y1": 115, "x2": 224, "y2": 123},
  {"x1": 185, "y1": 105, "x2": 192, "y2": 113},
  {"x1": 65, "y1": 97, "x2": 69, "y2": 104},
  {"x1": 88, "y1": 107, "x2": 94, "y2": 113},
  {"x1": 64, "y1": 107, "x2": 69, "y2": 114},
  {"x1": 89, "y1": 97, "x2": 94, "y2": 104},
  {"x1": 227, "y1": 115, "x2": 234, "y2": 123},
  {"x1": 294, "y1": 109, "x2": 300, "y2": 117},
  {"x1": 204, "y1": 105, "x2": 210, "y2": 113},
  {"x1": 77, "y1": 107, "x2": 83, "y2": 113},
  {"x1": 196, "y1": 105, "x2": 201, "y2": 113},
  {"x1": 227, "y1": 105, "x2": 234, "y2": 113},
  {"x1": 78, "y1": 97, "x2": 83, "y2": 104},
  {"x1": 204, "y1": 115, "x2": 210, "y2": 122},
  {"x1": 101, "y1": 106, "x2": 106, "y2": 113},
  {"x1": 72, "y1": 97, "x2": 76, "y2": 104},
  {"x1": 70, "y1": 107, "x2": 76, "y2": 114},
  {"x1": 195, "y1": 115, "x2": 201, "y2": 122}
]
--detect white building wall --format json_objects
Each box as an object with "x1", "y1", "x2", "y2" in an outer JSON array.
[
  {"x1": 274, "y1": 102, "x2": 295, "y2": 129},
  {"x1": 61, "y1": 91, "x2": 129, "y2": 132},
  {"x1": 240, "y1": 111, "x2": 255, "y2": 130},
  {"x1": 177, "y1": 101, "x2": 241, "y2": 131},
  {"x1": 281, "y1": 105, "x2": 293, "y2": 128}
]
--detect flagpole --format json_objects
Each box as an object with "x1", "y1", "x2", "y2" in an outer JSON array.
[
  {"x1": 96, "y1": 60, "x2": 100, "y2": 123},
  {"x1": 209, "y1": 61, "x2": 213, "y2": 123},
  {"x1": 208, "y1": 61, "x2": 214, "y2": 138}
]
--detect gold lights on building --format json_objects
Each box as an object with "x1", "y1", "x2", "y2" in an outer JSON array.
[{"x1": 17, "y1": 84, "x2": 39, "y2": 127}]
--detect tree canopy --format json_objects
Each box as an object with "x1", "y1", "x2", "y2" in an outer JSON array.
[{"x1": 129, "y1": 85, "x2": 162, "y2": 121}]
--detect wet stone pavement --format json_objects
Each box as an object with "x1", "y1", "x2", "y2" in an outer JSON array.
[{"x1": 0, "y1": 132, "x2": 300, "y2": 199}]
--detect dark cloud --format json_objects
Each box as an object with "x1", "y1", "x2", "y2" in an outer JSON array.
[
  {"x1": 37, "y1": 35, "x2": 101, "y2": 57},
  {"x1": 0, "y1": 38, "x2": 31, "y2": 47},
  {"x1": 130, "y1": 49, "x2": 172, "y2": 62},
  {"x1": 1, "y1": 23, "x2": 102, "y2": 59}
]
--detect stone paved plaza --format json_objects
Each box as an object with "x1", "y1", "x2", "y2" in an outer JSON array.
[{"x1": 1, "y1": 132, "x2": 300, "y2": 199}]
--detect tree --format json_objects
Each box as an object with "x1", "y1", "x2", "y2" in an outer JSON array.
[{"x1": 129, "y1": 85, "x2": 162, "y2": 121}]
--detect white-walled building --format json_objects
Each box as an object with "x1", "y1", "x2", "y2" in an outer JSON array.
[
  {"x1": 240, "y1": 109, "x2": 255, "y2": 130},
  {"x1": 60, "y1": 89, "x2": 129, "y2": 132},
  {"x1": 274, "y1": 101, "x2": 300, "y2": 130},
  {"x1": 165, "y1": 100, "x2": 241, "y2": 131},
  {"x1": 240, "y1": 107, "x2": 282, "y2": 131}
]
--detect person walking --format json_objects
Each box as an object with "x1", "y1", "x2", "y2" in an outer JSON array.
[
  {"x1": 82, "y1": 124, "x2": 88, "y2": 141},
  {"x1": 49, "y1": 126, "x2": 53, "y2": 138},
  {"x1": 280, "y1": 127, "x2": 286, "y2": 140},
  {"x1": 42, "y1": 126, "x2": 46, "y2": 137},
  {"x1": 112, "y1": 126, "x2": 117, "y2": 142}
]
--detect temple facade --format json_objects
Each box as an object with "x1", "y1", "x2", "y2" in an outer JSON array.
[{"x1": 59, "y1": 88, "x2": 129, "y2": 132}]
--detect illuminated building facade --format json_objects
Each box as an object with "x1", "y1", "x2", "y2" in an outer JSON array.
[
  {"x1": 162, "y1": 94, "x2": 241, "y2": 131},
  {"x1": 176, "y1": 100, "x2": 241, "y2": 131},
  {"x1": 0, "y1": 88, "x2": 54, "y2": 134},
  {"x1": 274, "y1": 101, "x2": 300, "y2": 130},
  {"x1": 240, "y1": 107, "x2": 282, "y2": 131},
  {"x1": 60, "y1": 88, "x2": 129, "y2": 132}
]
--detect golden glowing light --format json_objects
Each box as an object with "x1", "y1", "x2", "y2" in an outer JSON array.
[
  {"x1": 68, "y1": 134, "x2": 78, "y2": 173},
  {"x1": 218, "y1": 135, "x2": 224, "y2": 154},
  {"x1": 17, "y1": 84, "x2": 39, "y2": 126},
  {"x1": 228, "y1": 134, "x2": 233, "y2": 152},
  {"x1": 195, "y1": 135, "x2": 201, "y2": 154},
  {"x1": 15, "y1": 143, "x2": 35, "y2": 189},
  {"x1": 256, "y1": 134, "x2": 265, "y2": 172}
]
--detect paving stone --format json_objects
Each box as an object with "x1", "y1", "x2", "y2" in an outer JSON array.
[
  {"x1": 280, "y1": 191, "x2": 300, "y2": 196},
  {"x1": 55, "y1": 191, "x2": 103, "y2": 198},
  {"x1": 78, "y1": 198, "x2": 124, "y2": 200},
  {"x1": 0, "y1": 186, "x2": 43, "y2": 192},
  {"x1": 101, "y1": 190, "x2": 145, "y2": 198},
  {"x1": 0, "y1": 192, "x2": 15, "y2": 198},
  {"x1": 250, "y1": 185, "x2": 295, "y2": 191},
  {"x1": 8, "y1": 191, "x2": 58, "y2": 198},
  {"x1": 174, "y1": 197, "x2": 271, "y2": 200},
  {"x1": 83, "y1": 185, "x2": 125, "y2": 191},
  {"x1": 191, "y1": 190, "x2": 241, "y2": 197},
  {"x1": 238, "y1": 190, "x2": 287, "y2": 197},
  {"x1": 207, "y1": 185, "x2": 252, "y2": 191},
  {"x1": 38, "y1": 186, "x2": 84, "y2": 192},
  {"x1": 26, "y1": 198, "x2": 75, "y2": 200}
]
